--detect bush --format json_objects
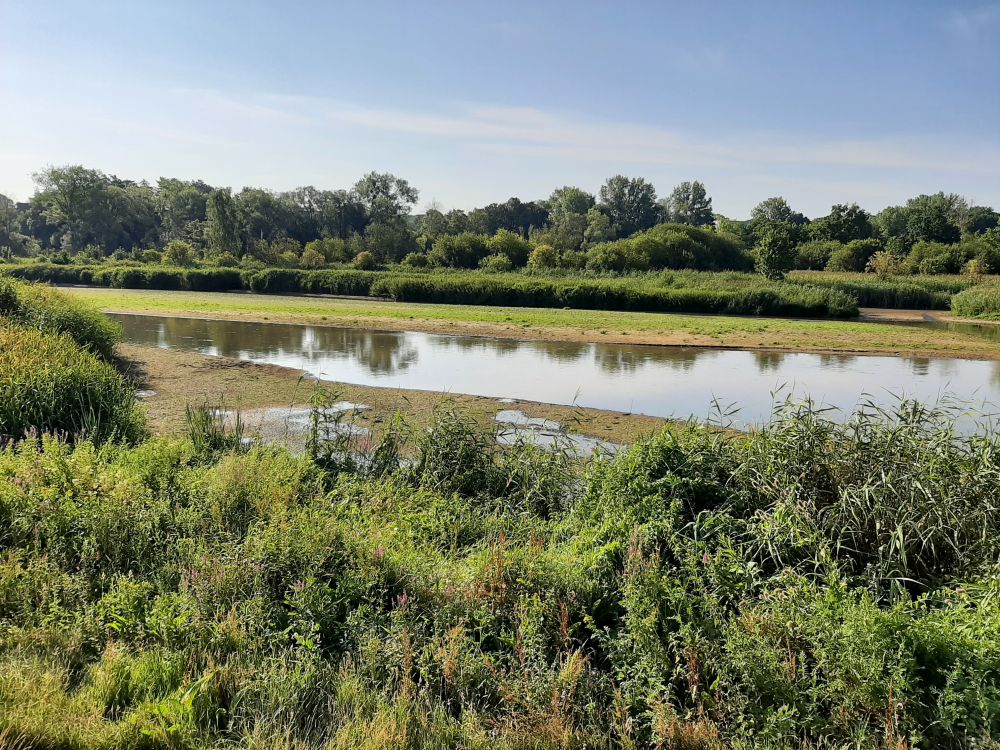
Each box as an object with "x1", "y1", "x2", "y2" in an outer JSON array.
[
  {"x1": 825, "y1": 238, "x2": 882, "y2": 272},
  {"x1": 0, "y1": 277, "x2": 120, "y2": 358},
  {"x1": 951, "y1": 284, "x2": 1000, "y2": 319},
  {"x1": 527, "y1": 243, "x2": 558, "y2": 269},
  {"x1": 401, "y1": 251, "x2": 428, "y2": 268},
  {"x1": 478, "y1": 253, "x2": 513, "y2": 273},
  {"x1": 587, "y1": 223, "x2": 750, "y2": 273},
  {"x1": 794, "y1": 240, "x2": 841, "y2": 270},
  {"x1": 0, "y1": 325, "x2": 144, "y2": 443},
  {"x1": 352, "y1": 251, "x2": 377, "y2": 270}
]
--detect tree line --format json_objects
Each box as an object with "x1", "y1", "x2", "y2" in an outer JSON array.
[{"x1": 1, "y1": 165, "x2": 998, "y2": 278}]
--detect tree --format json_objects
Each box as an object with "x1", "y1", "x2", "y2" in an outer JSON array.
[
  {"x1": 162, "y1": 239, "x2": 196, "y2": 267},
  {"x1": 205, "y1": 189, "x2": 241, "y2": 256},
  {"x1": 582, "y1": 208, "x2": 615, "y2": 248},
  {"x1": 31, "y1": 165, "x2": 127, "y2": 252},
  {"x1": 874, "y1": 193, "x2": 961, "y2": 250},
  {"x1": 750, "y1": 196, "x2": 808, "y2": 246},
  {"x1": 808, "y1": 203, "x2": 873, "y2": 243},
  {"x1": 486, "y1": 229, "x2": 532, "y2": 266},
  {"x1": 754, "y1": 222, "x2": 796, "y2": 280},
  {"x1": 546, "y1": 186, "x2": 595, "y2": 225},
  {"x1": 353, "y1": 172, "x2": 418, "y2": 225},
  {"x1": 965, "y1": 206, "x2": 999, "y2": 236},
  {"x1": 661, "y1": 181, "x2": 714, "y2": 226},
  {"x1": 598, "y1": 175, "x2": 659, "y2": 237},
  {"x1": 156, "y1": 178, "x2": 211, "y2": 244}
]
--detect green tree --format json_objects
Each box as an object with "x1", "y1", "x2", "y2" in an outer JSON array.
[
  {"x1": 598, "y1": 175, "x2": 659, "y2": 236},
  {"x1": 162, "y1": 238, "x2": 196, "y2": 266},
  {"x1": 205, "y1": 189, "x2": 241, "y2": 256},
  {"x1": 353, "y1": 172, "x2": 418, "y2": 225},
  {"x1": 582, "y1": 208, "x2": 615, "y2": 248},
  {"x1": 754, "y1": 222, "x2": 796, "y2": 280},
  {"x1": 661, "y1": 180, "x2": 714, "y2": 226},
  {"x1": 808, "y1": 203, "x2": 874, "y2": 243},
  {"x1": 156, "y1": 178, "x2": 212, "y2": 244}
]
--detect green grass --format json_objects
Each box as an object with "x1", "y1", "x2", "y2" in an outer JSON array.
[
  {"x1": 60, "y1": 286, "x2": 1000, "y2": 360},
  {"x1": 0, "y1": 277, "x2": 121, "y2": 358},
  {"x1": 951, "y1": 284, "x2": 1000, "y2": 320},
  {"x1": 0, "y1": 324, "x2": 144, "y2": 444},
  {"x1": 1, "y1": 402, "x2": 999, "y2": 748}
]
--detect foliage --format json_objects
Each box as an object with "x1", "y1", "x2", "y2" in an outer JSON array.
[
  {"x1": 660, "y1": 180, "x2": 714, "y2": 226},
  {"x1": 0, "y1": 277, "x2": 121, "y2": 358},
  {"x1": 951, "y1": 284, "x2": 1000, "y2": 319},
  {"x1": 754, "y1": 221, "x2": 796, "y2": 280},
  {"x1": 825, "y1": 238, "x2": 883, "y2": 272},
  {"x1": 0, "y1": 402, "x2": 999, "y2": 748},
  {"x1": 0, "y1": 325, "x2": 143, "y2": 443}
]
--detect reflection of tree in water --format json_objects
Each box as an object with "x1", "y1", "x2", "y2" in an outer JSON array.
[
  {"x1": 593, "y1": 344, "x2": 701, "y2": 375},
  {"x1": 120, "y1": 316, "x2": 419, "y2": 375},
  {"x1": 438, "y1": 335, "x2": 522, "y2": 357},
  {"x1": 751, "y1": 351, "x2": 786, "y2": 373},
  {"x1": 815, "y1": 353, "x2": 859, "y2": 370},
  {"x1": 302, "y1": 328, "x2": 419, "y2": 375}
]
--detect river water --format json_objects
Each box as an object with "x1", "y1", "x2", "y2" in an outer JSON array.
[{"x1": 112, "y1": 313, "x2": 1000, "y2": 427}]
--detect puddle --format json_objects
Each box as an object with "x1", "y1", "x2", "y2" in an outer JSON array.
[
  {"x1": 494, "y1": 409, "x2": 619, "y2": 458},
  {"x1": 225, "y1": 403, "x2": 371, "y2": 452}
]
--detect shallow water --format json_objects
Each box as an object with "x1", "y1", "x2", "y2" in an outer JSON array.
[{"x1": 113, "y1": 313, "x2": 1000, "y2": 427}]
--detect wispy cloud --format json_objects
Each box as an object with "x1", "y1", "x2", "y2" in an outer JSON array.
[{"x1": 176, "y1": 88, "x2": 1000, "y2": 178}]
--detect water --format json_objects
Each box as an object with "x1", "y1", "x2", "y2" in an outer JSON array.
[{"x1": 112, "y1": 314, "x2": 1000, "y2": 427}]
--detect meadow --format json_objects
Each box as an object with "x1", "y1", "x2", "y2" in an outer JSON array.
[{"x1": 2, "y1": 280, "x2": 1000, "y2": 749}]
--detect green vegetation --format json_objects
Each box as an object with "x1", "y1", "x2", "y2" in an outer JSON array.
[
  {"x1": 3, "y1": 264, "x2": 859, "y2": 318},
  {"x1": 951, "y1": 285, "x2": 1000, "y2": 320},
  {"x1": 0, "y1": 276, "x2": 122, "y2": 358},
  {"x1": 3, "y1": 166, "x2": 998, "y2": 281},
  {"x1": 0, "y1": 281, "x2": 143, "y2": 443},
  {"x1": 0, "y1": 326, "x2": 143, "y2": 444},
  {"x1": 1, "y1": 400, "x2": 999, "y2": 748}
]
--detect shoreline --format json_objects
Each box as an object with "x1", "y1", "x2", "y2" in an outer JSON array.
[
  {"x1": 121, "y1": 343, "x2": 671, "y2": 444},
  {"x1": 57, "y1": 286, "x2": 1000, "y2": 362}
]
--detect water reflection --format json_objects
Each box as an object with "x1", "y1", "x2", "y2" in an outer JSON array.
[{"x1": 113, "y1": 314, "x2": 1000, "y2": 427}]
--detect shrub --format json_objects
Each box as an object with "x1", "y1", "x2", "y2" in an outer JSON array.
[
  {"x1": 428, "y1": 232, "x2": 490, "y2": 268},
  {"x1": 300, "y1": 247, "x2": 325, "y2": 268},
  {"x1": 794, "y1": 240, "x2": 840, "y2": 270},
  {"x1": 527, "y1": 243, "x2": 558, "y2": 269},
  {"x1": 0, "y1": 277, "x2": 120, "y2": 358},
  {"x1": 352, "y1": 251, "x2": 377, "y2": 270},
  {"x1": 478, "y1": 253, "x2": 513, "y2": 273},
  {"x1": 401, "y1": 251, "x2": 429, "y2": 268},
  {"x1": 161, "y1": 239, "x2": 197, "y2": 267},
  {"x1": 486, "y1": 229, "x2": 532, "y2": 266},
  {"x1": 951, "y1": 285, "x2": 1000, "y2": 319},
  {"x1": 0, "y1": 325, "x2": 144, "y2": 443},
  {"x1": 825, "y1": 238, "x2": 882, "y2": 272}
]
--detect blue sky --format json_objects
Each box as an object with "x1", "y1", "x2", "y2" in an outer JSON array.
[{"x1": 2, "y1": 0, "x2": 999, "y2": 217}]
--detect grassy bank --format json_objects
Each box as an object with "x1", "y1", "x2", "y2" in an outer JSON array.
[
  {"x1": 3, "y1": 263, "x2": 859, "y2": 318},
  {"x1": 63, "y1": 286, "x2": 1000, "y2": 360},
  {"x1": 2, "y1": 401, "x2": 999, "y2": 748},
  {"x1": 951, "y1": 284, "x2": 1000, "y2": 320}
]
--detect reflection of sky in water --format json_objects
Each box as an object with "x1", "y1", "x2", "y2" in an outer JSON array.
[{"x1": 112, "y1": 314, "x2": 1000, "y2": 428}]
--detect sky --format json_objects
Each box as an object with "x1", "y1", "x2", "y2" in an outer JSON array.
[{"x1": 1, "y1": 0, "x2": 999, "y2": 218}]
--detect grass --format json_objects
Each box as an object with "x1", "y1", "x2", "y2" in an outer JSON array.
[
  {"x1": 951, "y1": 284, "x2": 1000, "y2": 320},
  {"x1": 63, "y1": 286, "x2": 1000, "y2": 360},
  {"x1": 0, "y1": 276, "x2": 122, "y2": 359},
  {"x1": 0, "y1": 325, "x2": 144, "y2": 444},
  {"x1": 1, "y1": 401, "x2": 999, "y2": 748}
]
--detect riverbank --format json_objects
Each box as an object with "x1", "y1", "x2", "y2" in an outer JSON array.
[
  {"x1": 120, "y1": 343, "x2": 669, "y2": 445},
  {"x1": 67, "y1": 286, "x2": 1000, "y2": 360}
]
